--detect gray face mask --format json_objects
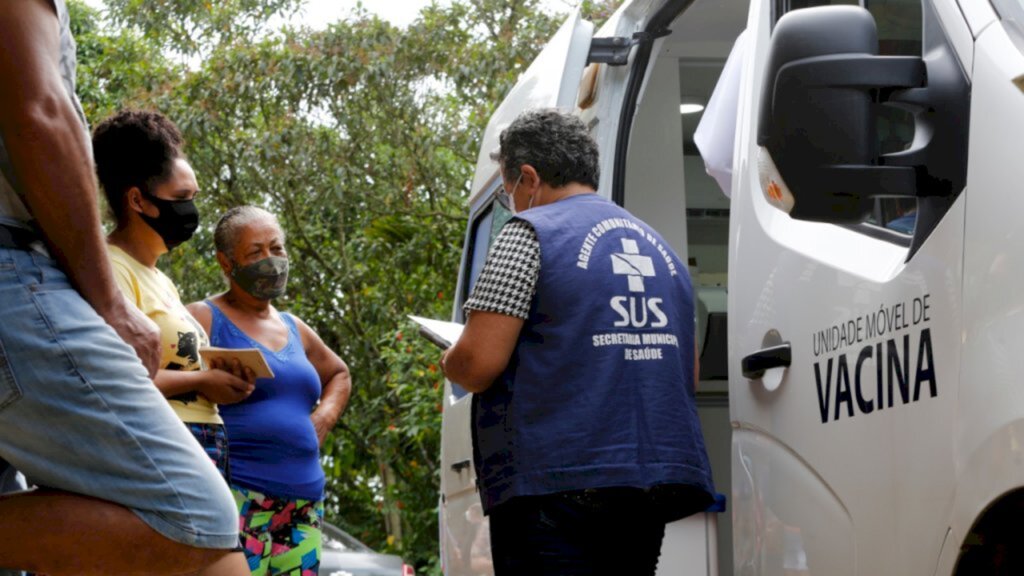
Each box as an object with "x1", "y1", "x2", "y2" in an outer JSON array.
[{"x1": 231, "y1": 256, "x2": 289, "y2": 300}]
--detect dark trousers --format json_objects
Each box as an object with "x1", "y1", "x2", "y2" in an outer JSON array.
[{"x1": 489, "y1": 488, "x2": 669, "y2": 576}]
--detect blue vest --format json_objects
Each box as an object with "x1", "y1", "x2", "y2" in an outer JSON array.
[{"x1": 473, "y1": 194, "x2": 714, "y2": 512}]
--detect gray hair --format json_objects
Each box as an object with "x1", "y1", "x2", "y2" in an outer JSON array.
[
  {"x1": 493, "y1": 109, "x2": 600, "y2": 189},
  {"x1": 213, "y1": 206, "x2": 284, "y2": 256}
]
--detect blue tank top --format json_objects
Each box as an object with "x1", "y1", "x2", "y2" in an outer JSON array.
[
  {"x1": 473, "y1": 194, "x2": 714, "y2": 512},
  {"x1": 205, "y1": 302, "x2": 325, "y2": 500}
]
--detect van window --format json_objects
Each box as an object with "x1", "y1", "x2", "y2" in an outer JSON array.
[
  {"x1": 463, "y1": 206, "x2": 495, "y2": 310},
  {"x1": 453, "y1": 196, "x2": 513, "y2": 400},
  {"x1": 774, "y1": 0, "x2": 855, "y2": 23},
  {"x1": 775, "y1": 0, "x2": 921, "y2": 48},
  {"x1": 460, "y1": 201, "x2": 514, "y2": 315},
  {"x1": 775, "y1": 0, "x2": 922, "y2": 239}
]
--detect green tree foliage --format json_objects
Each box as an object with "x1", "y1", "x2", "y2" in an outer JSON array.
[
  {"x1": 69, "y1": 0, "x2": 565, "y2": 571},
  {"x1": 579, "y1": 0, "x2": 623, "y2": 27},
  {"x1": 69, "y1": 1, "x2": 179, "y2": 122}
]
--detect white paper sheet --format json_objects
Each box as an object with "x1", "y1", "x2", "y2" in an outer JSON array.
[{"x1": 408, "y1": 315, "x2": 465, "y2": 349}]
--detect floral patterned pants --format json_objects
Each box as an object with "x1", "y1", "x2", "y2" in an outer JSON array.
[{"x1": 232, "y1": 485, "x2": 324, "y2": 576}]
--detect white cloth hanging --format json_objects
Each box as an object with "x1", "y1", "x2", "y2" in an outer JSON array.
[{"x1": 694, "y1": 30, "x2": 748, "y2": 199}]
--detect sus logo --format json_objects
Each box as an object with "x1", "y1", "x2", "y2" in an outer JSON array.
[{"x1": 609, "y1": 238, "x2": 667, "y2": 328}]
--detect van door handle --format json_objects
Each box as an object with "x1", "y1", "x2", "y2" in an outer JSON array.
[
  {"x1": 742, "y1": 343, "x2": 792, "y2": 379},
  {"x1": 451, "y1": 459, "x2": 471, "y2": 473}
]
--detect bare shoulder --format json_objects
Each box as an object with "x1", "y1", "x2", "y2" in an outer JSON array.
[
  {"x1": 185, "y1": 299, "x2": 214, "y2": 332},
  {"x1": 284, "y1": 312, "x2": 319, "y2": 348}
]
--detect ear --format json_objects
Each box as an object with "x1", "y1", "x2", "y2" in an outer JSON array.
[
  {"x1": 519, "y1": 164, "x2": 542, "y2": 195},
  {"x1": 216, "y1": 251, "x2": 233, "y2": 276},
  {"x1": 126, "y1": 186, "x2": 146, "y2": 214}
]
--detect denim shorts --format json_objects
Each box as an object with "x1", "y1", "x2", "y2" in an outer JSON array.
[{"x1": 0, "y1": 248, "x2": 238, "y2": 549}]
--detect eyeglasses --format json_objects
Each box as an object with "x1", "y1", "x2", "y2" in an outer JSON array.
[
  {"x1": 493, "y1": 173, "x2": 523, "y2": 212},
  {"x1": 493, "y1": 185, "x2": 513, "y2": 211}
]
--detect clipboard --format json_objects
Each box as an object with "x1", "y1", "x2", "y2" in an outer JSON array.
[
  {"x1": 408, "y1": 315, "x2": 464, "y2": 350},
  {"x1": 199, "y1": 347, "x2": 275, "y2": 379}
]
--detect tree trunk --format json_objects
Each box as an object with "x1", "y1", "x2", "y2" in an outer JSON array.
[{"x1": 381, "y1": 460, "x2": 404, "y2": 547}]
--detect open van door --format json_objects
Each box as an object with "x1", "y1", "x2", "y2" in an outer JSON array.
[{"x1": 440, "y1": 10, "x2": 593, "y2": 575}]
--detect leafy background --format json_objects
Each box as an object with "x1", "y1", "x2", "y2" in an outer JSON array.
[{"x1": 70, "y1": 0, "x2": 618, "y2": 572}]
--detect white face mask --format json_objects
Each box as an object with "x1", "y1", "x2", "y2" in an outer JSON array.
[
  {"x1": 496, "y1": 173, "x2": 524, "y2": 214},
  {"x1": 757, "y1": 147, "x2": 796, "y2": 214}
]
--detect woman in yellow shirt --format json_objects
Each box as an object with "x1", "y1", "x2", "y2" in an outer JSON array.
[{"x1": 93, "y1": 110, "x2": 253, "y2": 575}]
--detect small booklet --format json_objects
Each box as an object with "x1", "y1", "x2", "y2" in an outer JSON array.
[
  {"x1": 408, "y1": 315, "x2": 464, "y2": 350},
  {"x1": 199, "y1": 347, "x2": 275, "y2": 379}
]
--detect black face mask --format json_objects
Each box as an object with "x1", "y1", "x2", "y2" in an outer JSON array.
[{"x1": 140, "y1": 190, "x2": 199, "y2": 250}]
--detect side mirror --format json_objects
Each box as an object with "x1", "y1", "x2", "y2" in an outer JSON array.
[{"x1": 758, "y1": 6, "x2": 935, "y2": 224}]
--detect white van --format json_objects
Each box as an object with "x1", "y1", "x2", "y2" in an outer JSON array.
[{"x1": 440, "y1": 0, "x2": 1022, "y2": 574}]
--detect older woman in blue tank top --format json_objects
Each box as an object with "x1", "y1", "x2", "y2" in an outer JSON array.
[{"x1": 188, "y1": 206, "x2": 352, "y2": 576}]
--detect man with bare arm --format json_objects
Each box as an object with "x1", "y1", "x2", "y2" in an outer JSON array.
[{"x1": 0, "y1": 1, "x2": 242, "y2": 574}]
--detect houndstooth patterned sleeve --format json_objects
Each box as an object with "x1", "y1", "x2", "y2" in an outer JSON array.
[{"x1": 464, "y1": 219, "x2": 540, "y2": 320}]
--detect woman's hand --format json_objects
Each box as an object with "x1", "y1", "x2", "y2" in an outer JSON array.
[{"x1": 200, "y1": 358, "x2": 256, "y2": 404}]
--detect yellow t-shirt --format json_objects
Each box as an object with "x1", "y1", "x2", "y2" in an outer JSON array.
[{"x1": 107, "y1": 245, "x2": 221, "y2": 424}]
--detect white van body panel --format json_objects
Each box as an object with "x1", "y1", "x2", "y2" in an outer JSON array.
[
  {"x1": 730, "y1": 192, "x2": 967, "y2": 574},
  {"x1": 932, "y1": 527, "x2": 960, "y2": 576},
  {"x1": 954, "y1": 17, "x2": 1024, "y2": 555},
  {"x1": 956, "y1": 0, "x2": 997, "y2": 38},
  {"x1": 932, "y1": 0, "x2": 976, "y2": 70}
]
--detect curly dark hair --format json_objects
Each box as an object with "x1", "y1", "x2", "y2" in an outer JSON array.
[
  {"x1": 494, "y1": 109, "x2": 600, "y2": 190},
  {"x1": 92, "y1": 109, "x2": 185, "y2": 221}
]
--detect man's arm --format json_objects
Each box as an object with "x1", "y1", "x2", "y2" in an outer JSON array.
[
  {"x1": 441, "y1": 219, "x2": 539, "y2": 393},
  {"x1": 0, "y1": 0, "x2": 160, "y2": 374},
  {"x1": 442, "y1": 311, "x2": 523, "y2": 394}
]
